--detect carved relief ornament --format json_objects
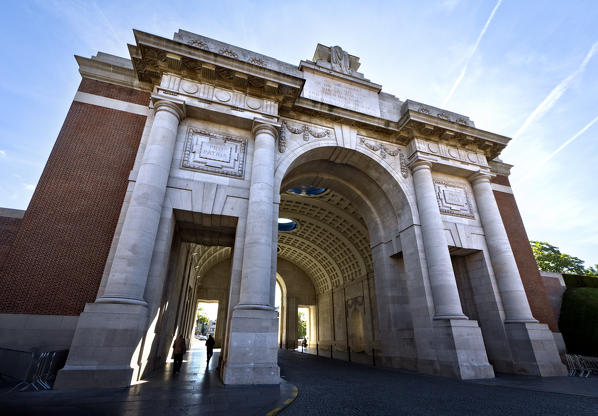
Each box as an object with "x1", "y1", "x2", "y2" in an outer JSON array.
[
  {"x1": 278, "y1": 120, "x2": 332, "y2": 153},
  {"x1": 358, "y1": 136, "x2": 409, "y2": 178}
]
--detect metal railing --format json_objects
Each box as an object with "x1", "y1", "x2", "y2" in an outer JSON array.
[
  {"x1": 7, "y1": 349, "x2": 68, "y2": 392},
  {"x1": 566, "y1": 354, "x2": 598, "y2": 377}
]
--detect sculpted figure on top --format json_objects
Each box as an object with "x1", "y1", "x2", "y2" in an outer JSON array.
[{"x1": 330, "y1": 45, "x2": 352, "y2": 74}]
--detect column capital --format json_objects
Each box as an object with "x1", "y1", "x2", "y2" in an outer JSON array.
[
  {"x1": 469, "y1": 171, "x2": 493, "y2": 185},
  {"x1": 252, "y1": 118, "x2": 280, "y2": 138},
  {"x1": 409, "y1": 159, "x2": 433, "y2": 173},
  {"x1": 151, "y1": 98, "x2": 186, "y2": 121}
]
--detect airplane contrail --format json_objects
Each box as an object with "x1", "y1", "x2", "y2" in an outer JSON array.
[
  {"x1": 519, "y1": 113, "x2": 598, "y2": 183},
  {"x1": 442, "y1": 0, "x2": 502, "y2": 107},
  {"x1": 512, "y1": 40, "x2": 598, "y2": 142}
]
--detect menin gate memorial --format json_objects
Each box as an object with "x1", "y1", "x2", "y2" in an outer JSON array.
[{"x1": 0, "y1": 29, "x2": 567, "y2": 388}]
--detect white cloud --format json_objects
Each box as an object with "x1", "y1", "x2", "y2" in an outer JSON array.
[
  {"x1": 518, "y1": 113, "x2": 598, "y2": 183},
  {"x1": 512, "y1": 40, "x2": 598, "y2": 141},
  {"x1": 442, "y1": 0, "x2": 502, "y2": 106},
  {"x1": 24, "y1": 184, "x2": 35, "y2": 191},
  {"x1": 0, "y1": 150, "x2": 6, "y2": 157}
]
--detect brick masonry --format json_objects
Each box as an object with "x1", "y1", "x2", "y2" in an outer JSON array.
[
  {"x1": 0, "y1": 79, "x2": 150, "y2": 316},
  {"x1": 0, "y1": 216, "x2": 22, "y2": 268},
  {"x1": 491, "y1": 175, "x2": 558, "y2": 331}
]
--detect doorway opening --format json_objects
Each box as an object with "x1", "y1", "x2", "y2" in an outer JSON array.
[
  {"x1": 298, "y1": 306, "x2": 309, "y2": 349},
  {"x1": 194, "y1": 300, "x2": 219, "y2": 346}
]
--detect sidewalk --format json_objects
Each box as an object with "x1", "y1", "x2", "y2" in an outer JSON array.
[{"x1": 0, "y1": 344, "x2": 297, "y2": 416}]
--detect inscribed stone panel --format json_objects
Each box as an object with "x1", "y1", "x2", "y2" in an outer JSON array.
[
  {"x1": 433, "y1": 180, "x2": 474, "y2": 219},
  {"x1": 182, "y1": 128, "x2": 247, "y2": 178}
]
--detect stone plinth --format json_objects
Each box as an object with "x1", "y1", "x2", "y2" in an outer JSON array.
[
  {"x1": 505, "y1": 322, "x2": 567, "y2": 376},
  {"x1": 54, "y1": 303, "x2": 148, "y2": 389},
  {"x1": 433, "y1": 319, "x2": 495, "y2": 379},
  {"x1": 222, "y1": 308, "x2": 280, "y2": 384}
]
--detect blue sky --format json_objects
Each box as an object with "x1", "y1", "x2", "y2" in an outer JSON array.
[{"x1": 1, "y1": 0, "x2": 597, "y2": 266}]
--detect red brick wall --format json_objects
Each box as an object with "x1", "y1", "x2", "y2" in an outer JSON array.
[
  {"x1": 491, "y1": 175, "x2": 558, "y2": 331},
  {"x1": 0, "y1": 216, "x2": 22, "y2": 268},
  {"x1": 0, "y1": 79, "x2": 150, "y2": 315}
]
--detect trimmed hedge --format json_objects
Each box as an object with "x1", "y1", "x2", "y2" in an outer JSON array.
[
  {"x1": 563, "y1": 274, "x2": 598, "y2": 288},
  {"x1": 559, "y1": 287, "x2": 598, "y2": 356}
]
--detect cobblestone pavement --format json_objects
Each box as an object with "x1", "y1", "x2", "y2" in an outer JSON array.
[{"x1": 278, "y1": 349, "x2": 598, "y2": 416}]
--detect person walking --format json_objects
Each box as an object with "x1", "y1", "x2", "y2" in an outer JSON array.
[
  {"x1": 172, "y1": 334, "x2": 187, "y2": 374},
  {"x1": 206, "y1": 334, "x2": 215, "y2": 365}
]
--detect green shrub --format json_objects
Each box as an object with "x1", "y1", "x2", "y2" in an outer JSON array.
[
  {"x1": 563, "y1": 274, "x2": 598, "y2": 288},
  {"x1": 559, "y1": 288, "x2": 598, "y2": 356}
]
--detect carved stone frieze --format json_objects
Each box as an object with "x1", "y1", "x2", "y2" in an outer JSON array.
[
  {"x1": 187, "y1": 39, "x2": 208, "y2": 49},
  {"x1": 218, "y1": 48, "x2": 238, "y2": 58},
  {"x1": 407, "y1": 137, "x2": 488, "y2": 168},
  {"x1": 248, "y1": 57, "x2": 266, "y2": 67},
  {"x1": 358, "y1": 136, "x2": 409, "y2": 178},
  {"x1": 157, "y1": 74, "x2": 278, "y2": 116},
  {"x1": 278, "y1": 120, "x2": 332, "y2": 153},
  {"x1": 182, "y1": 128, "x2": 247, "y2": 178},
  {"x1": 433, "y1": 180, "x2": 474, "y2": 219}
]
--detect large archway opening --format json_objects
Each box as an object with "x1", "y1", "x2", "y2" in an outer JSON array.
[{"x1": 275, "y1": 146, "x2": 415, "y2": 364}]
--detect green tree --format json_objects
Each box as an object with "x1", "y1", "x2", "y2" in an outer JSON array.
[
  {"x1": 196, "y1": 307, "x2": 209, "y2": 335},
  {"x1": 530, "y1": 240, "x2": 588, "y2": 275},
  {"x1": 297, "y1": 310, "x2": 307, "y2": 339},
  {"x1": 585, "y1": 265, "x2": 598, "y2": 277}
]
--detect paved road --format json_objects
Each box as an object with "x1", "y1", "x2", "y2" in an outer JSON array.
[
  {"x1": 278, "y1": 349, "x2": 598, "y2": 416},
  {"x1": 0, "y1": 344, "x2": 294, "y2": 416}
]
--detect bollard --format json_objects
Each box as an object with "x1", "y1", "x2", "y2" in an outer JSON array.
[
  {"x1": 348, "y1": 345, "x2": 351, "y2": 363},
  {"x1": 330, "y1": 345, "x2": 333, "y2": 360},
  {"x1": 372, "y1": 348, "x2": 376, "y2": 367},
  {"x1": 316, "y1": 343, "x2": 319, "y2": 356}
]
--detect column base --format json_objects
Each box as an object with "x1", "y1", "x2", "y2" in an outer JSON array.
[
  {"x1": 433, "y1": 319, "x2": 495, "y2": 380},
  {"x1": 221, "y1": 308, "x2": 280, "y2": 385},
  {"x1": 54, "y1": 302, "x2": 148, "y2": 389},
  {"x1": 504, "y1": 322, "x2": 568, "y2": 376}
]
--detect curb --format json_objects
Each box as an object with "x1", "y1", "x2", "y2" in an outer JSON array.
[{"x1": 265, "y1": 381, "x2": 298, "y2": 416}]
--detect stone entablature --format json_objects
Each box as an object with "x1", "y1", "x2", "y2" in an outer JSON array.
[
  {"x1": 407, "y1": 136, "x2": 489, "y2": 172},
  {"x1": 159, "y1": 74, "x2": 279, "y2": 118}
]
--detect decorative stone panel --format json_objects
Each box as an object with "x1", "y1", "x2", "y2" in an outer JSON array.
[
  {"x1": 407, "y1": 137, "x2": 488, "y2": 168},
  {"x1": 158, "y1": 74, "x2": 278, "y2": 116},
  {"x1": 433, "y1": 180, "x2": 474, "y2": 219},
  {"x1": 182, "y1": 128, "x2": 247, "y2": 178}
]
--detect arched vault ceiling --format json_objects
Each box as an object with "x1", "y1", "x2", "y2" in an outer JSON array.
[
  {"x1": 190, "y1": 244, "x2": 231, "y2": 284},
  {"x1": 278, "y1": 190, "x2": 373, "y2": 294}
]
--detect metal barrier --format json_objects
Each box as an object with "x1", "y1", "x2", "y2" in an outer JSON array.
[
  {"x1": 7, "y1": 349, "x2": 68, "y2": 392},
  {"x1": 566, "y1": 354, "x2": 598, "y2": 377}
]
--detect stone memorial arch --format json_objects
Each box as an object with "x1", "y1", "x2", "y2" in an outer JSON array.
[{"x1": 0, "y1": 29, "x2": 566, "y2": 389}]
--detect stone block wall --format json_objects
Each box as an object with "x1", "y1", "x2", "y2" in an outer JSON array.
[
  {"x1": 491, "y1": 175, "x2": 558, "y2": 331},
  {"x1": 540, "y1": 271, "x2": 567, "y2": 322},
  {"x1": 0, "y1": 79, "x2": 149, "y2": 316}
]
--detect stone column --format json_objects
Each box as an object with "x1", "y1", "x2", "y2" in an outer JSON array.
[
  {"x1": 54, "y1": 99, "x2": 184, "y2": 389},
  {"x1": 99, "y1": 100, "x2": 184, "y2": 305},
  {"x1": 469, "y1": 173, "x2": 536, "y2": 322},
  {"x1": 410, "y1": 160, "x2": 466, "y2": 320},
  {"x1": 469, "y1": 172, "x2": 566, "y2": 376},
  {"x1": 222, "y1": 119, "x2": 281, "y2": 384},
  {"x1": 237, "y1": 121, "x2": 279, "y2": 308}
]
